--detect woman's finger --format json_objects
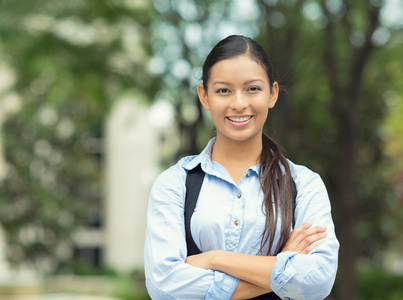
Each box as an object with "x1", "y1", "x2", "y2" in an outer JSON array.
[
  {"x1": 302, "y1": 242, "x2": 323, "y2": 255},
  {"x1": 292, "y1": 221, "x2": 313, "y2": 236},
  {"x1": 282, "y1": 222, "x2": 327, "y2": 253},
  {"x1": 292, "y1": 225, "x2": 326, "y2": 245},
  {"x1": 298, "y1": 232, "x2": 327, "y2": 249}
]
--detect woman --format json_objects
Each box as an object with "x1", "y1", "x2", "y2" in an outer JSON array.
[{"x1": 144, "y1": 35, "x2": 339, "y2": 300}]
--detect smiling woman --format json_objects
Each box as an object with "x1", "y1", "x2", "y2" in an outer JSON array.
[
  {"x1": 197, "y1": 55, "x2": 278, "y2": 152},
  {"x1": 144, "y1": 35, "x2": 339, "y2": 300}
]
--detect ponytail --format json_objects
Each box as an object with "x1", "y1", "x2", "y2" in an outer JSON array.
[{"x1": 259, "y1": 133, "x2": 294, "y2": 255}]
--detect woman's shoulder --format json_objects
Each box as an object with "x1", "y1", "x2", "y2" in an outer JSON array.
[
  {"x1": 153, "y1": 155, "x2": 198, "y2": 188},
  {"x1": 149, "y1": 155, "x2": 200, "y2": 207},
  {"x1": 155, "y1": 138, "x2": 215, "y2": 185},
  {"x1": 288, "y1": 159, "x2": 316, "y2": 177},
  {"x1": 287, "y1": 159, "x2": 326, "y2": 192}
]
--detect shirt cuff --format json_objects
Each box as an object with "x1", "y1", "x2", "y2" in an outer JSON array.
[
  {"x1": 270, "y1": 251, "x2": 298, "y2": 296},
  {"x1": 205, "y1": 271, "x2": 240, "y2": 300}
]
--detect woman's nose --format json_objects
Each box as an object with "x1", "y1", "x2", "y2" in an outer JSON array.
[{"x1": 230, "y1": 92, "x2": 249, "y2": 111}]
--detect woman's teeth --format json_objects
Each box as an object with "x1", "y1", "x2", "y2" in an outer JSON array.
[{"x1": 227, "y1": 116, "x2": 252, "y2": 122}]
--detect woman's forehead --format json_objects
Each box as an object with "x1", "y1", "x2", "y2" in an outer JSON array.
[{"x1": 209, "y1": 55, "x2": 269, "y2": 84}]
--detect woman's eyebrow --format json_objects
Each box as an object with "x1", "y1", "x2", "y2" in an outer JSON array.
[
  {"x1": 213, "y1": 81, "x2": 232, "y2": 86},
  {"x1": 244, "y1": 79, "x2": 264, "y2": 85},
  {"x1": 213, "y1": 79, "x2": 265, "y2": 86}
]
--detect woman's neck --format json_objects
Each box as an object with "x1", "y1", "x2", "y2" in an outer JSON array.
[{"x1": 211, "y1": 135, "x2": 262, "y2": 183}]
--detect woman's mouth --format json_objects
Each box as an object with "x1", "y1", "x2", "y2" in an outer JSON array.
[
  {"x1": 226, "y1": 115, "x2": 253, "y2": 127},
  {"x1": 226, "y1": 116, "x2": 253, "y2": 122}
]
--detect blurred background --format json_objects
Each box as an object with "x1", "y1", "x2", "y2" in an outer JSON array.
[{"x1": 0, "y1": 0, "x2": 402, "y2": 299}]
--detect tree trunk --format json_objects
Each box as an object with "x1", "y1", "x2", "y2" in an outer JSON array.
[
  {"x1": 336, "y1": 106, "x2": 358, "y2": 300},
  {"x1": 321, "y1": 3, "x2": 380, "y2": 298}
]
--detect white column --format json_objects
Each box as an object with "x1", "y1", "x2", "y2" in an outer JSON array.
[{"x1": 104, "y1": 99, "x2": 159, "y2": 272}]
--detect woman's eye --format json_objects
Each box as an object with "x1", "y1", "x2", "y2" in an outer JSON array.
[
  {"x1": 216, "y1": 88, "x2": 229, "y2": 94},
  {"x1": 248, "y1": 86, "x2": 262, "y2": 92}
]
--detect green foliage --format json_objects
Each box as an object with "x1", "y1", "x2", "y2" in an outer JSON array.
[
  {"x1": 357, "y1": 268, "x2": 403, "y2": 300},
  {"x1": 0, "y1": 98, "x2": 101, "y2": 267},
  {"x1": 60, "y1": 261, "x2": 118, "y2": 277},
  {"x1": 0, "y1": 0, "x2": 154, "y2": 269}
]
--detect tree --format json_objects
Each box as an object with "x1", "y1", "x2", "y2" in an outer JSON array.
[{"x1": 0, "y1": 0, "x2": 154, "y2": 270}]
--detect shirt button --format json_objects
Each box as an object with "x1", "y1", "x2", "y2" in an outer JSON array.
[
  {"x1": 237, "y1": 193, "x2": 242, "y2": 198},
  {"x1": 235, "y1": 220, "x2": 240, "y2": 226},
  {"x1": 246, "y1": 173, "x2": 250, "y2": 178}
]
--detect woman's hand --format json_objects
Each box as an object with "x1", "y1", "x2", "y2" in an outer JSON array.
[{"x1": 282, "y1": 221, "x2": 327, "y2": 254}]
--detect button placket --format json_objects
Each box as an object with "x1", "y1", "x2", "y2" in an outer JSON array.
[{"x1": 226, "y1": 189, "x2": 244, "y2": 252}]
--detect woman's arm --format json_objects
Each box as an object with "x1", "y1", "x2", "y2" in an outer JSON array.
[
  {"x1": 269, "y1": 168, "x2": 339, "y2": 299},
  {"x1": 187, "y1": 167, "x2": 339, "y2": 299},
  {"x1": 145, "y1": 165, "x2": 239, "y2": 300},
  {"x1": 230, "y1": 280, "x2": 271, "y2": 300},
  {"x1": 186, "y1": 221, "x2": 326, "y2": 289}
]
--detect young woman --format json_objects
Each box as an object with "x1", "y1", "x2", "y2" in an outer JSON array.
[{"x1": 144, "y1": 35, "x2": 339, "y2": 300}]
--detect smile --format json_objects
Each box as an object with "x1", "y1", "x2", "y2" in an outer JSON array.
[{"x1": 226, "y1": 116, "x2": 253, "y2": 122}]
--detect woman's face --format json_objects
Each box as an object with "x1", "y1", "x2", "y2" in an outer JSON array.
[{"x1": 198, "y1": 55, "x2": 278, "y2": 145}]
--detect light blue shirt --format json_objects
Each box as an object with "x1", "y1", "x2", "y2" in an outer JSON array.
[{"x1": 144, "y1": 138, "x2": 339, "y2": 300}]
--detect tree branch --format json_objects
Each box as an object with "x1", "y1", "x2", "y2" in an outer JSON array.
[
  {"x1": 320, "y1": 0, "x2": 344, "y2": 112},
  {"x1": 348, "y1": 4, "x2": 381, "y2": 103}
]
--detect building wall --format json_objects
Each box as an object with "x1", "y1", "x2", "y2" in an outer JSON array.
[{"x1": 103, "y1": 99, "x2": 161, "y2": 271}]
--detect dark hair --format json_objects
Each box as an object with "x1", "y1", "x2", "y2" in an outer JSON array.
[
  {"x1": 201, "y1": 35, "x2": 294, "y2": 255},
  {"x1": 202, "y1": 35, "x2": 275, "y2": 91}
]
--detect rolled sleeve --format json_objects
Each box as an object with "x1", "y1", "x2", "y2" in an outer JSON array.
[
  {"x1": 270, "y1": 164, "x2": 339, "y2": 300},
  {"x1": 205, "y1": 271, "x2": 240, "y2": 300},
  {"x1": 271, "y1": 250, "x2": 338, "y2": 300},
  {"x1": 271, "y1": 251, "x2": 298, "y2": 294}
]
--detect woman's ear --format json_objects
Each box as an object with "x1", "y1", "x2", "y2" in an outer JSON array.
[
  {"x1": 197, "y1": 83, "x2": 210, "y2": 111},
  {"x1": 269, "y1": 81, "x2": 279, "y2": 109}
]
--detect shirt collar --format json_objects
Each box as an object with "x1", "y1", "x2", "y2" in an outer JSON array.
[
  {"x1": 184, "y1": 137, "x2": 261, "y2": 180},
  {"x1": 184, "y1": 137, "x2": 216, "y2": 173}
]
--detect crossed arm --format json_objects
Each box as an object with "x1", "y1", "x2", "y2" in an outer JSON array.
[{"x1": 186, "y1": 221, "x2": 327, "y2": 299}]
